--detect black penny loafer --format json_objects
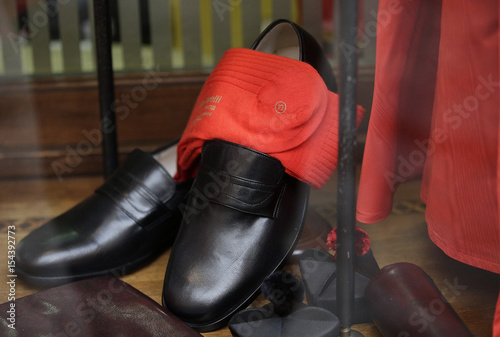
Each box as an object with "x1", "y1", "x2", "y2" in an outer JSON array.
[
  {"x1": 162, "y1": 139, "x2": 310, "y2": 331},
  {"x1": 15, "y1": 140, "x2": 192, "y2": 286},
  {"x1": 162, "y1": 19, "x2": 337, "y2": 332}
]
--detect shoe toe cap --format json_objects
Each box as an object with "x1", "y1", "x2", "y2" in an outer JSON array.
[
  {"x1": 16, "y1": 220, "x2": 99, "y2": 276},
  {"x1": 163, "y1": 260, "x2": 260, "y2": 329},
  {"x1": 163, "y1": 274, "x2": 229, "y2": 326}
]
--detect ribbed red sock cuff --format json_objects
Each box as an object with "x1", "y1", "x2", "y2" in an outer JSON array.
[{"x1": 175, "y1": 48, "x2": 365, "y2": 189}]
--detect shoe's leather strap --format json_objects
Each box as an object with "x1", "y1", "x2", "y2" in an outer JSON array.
[
  {"x1": 192, "y1": 165, "x2": 285, "y2": 219},
  {"x1": 96, "y1": 149, "x2": 175, "y2": 223}
]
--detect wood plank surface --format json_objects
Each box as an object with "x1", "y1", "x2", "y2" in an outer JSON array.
[{"x1": 0, "y1": 173, "x2": 496, "y2": 336}]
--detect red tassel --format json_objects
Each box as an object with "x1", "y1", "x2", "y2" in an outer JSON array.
[
  {"x1": 326, "y1": 227, "x2": 338, "y2": 252},
  {"x1": 327, "y1": 227, "x2": 371, "y2": 258}
]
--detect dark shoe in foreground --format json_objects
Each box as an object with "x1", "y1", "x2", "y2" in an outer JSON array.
[
  {"x1": 162, "y1": 140, "x2": 310, "y2": 331},
  {"x1": 15, "y1": 141, "x2": 191, "y2": 286},
  {"x1": 298, "y1": 248, "x2": 380, "y2": 324},
  {"x1": 228, "y1": 270, "x2": 340, "y2": 337}
]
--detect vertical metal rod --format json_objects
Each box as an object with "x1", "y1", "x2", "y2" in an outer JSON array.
[
  {"x1": 93, "y1": 0, "x2": 118, "y2": 178},
  {"x1": 337, "y1": 0, "x2": 359, "y2": 336}
]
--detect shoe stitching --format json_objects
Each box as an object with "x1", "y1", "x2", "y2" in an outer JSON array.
[
  {"x1": 96, "y1": 188, "x2": 140, "y2": 223},
  {"x1": 121, "y1": 171, "x2": 170, "y2": 206},
  {"x1": 117, "y1": 170, "x2": 173, "y2": 209},
  {"x1": 198, "y1": 163, "x2": 280, "y2": 190},
  {"x1": 219, "y1": 189, "x2": 276, "y2": 207},
  {"x1": 226, "y1": 176, "x2": 277, "y2": 192},
  {"x1": 201, "y1": 170, "x2": 280, "y2": 209},
  {"x1": 106, "y1": 177, "x2": 157, "y2": 214},
  {"x1": 98, "y1": 175, "x2": 165, "y2": 222},
  {"x1": 273, "y1": 183, "x2": 287, "y2": 218}
]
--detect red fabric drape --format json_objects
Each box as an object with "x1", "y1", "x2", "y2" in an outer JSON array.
[
  {"x1": 357, "y1": 0, "x2": 500, "y2": 333},
  {"x1": 357, "y1": 0, "x2": 500, "y2": 276}
]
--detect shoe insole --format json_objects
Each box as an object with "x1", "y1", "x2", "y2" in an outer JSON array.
[
  {"x1": 153, "y1": 145, "x2": 177, "y2": 177},
  {"x1": 254, "y1": 23, "x2": 300, "y2": 60},
  {"x1": 274, "y1": 46, "x2": 300, "y2": 59}
]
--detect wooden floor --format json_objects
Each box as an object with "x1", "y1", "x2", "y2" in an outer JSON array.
[{"x1": 0, "y1": 174, "x2": 497, "y2": 336}]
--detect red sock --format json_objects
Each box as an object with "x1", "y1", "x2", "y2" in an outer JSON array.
[{"x1": 174, "y1": 48, "x2": 365, "y2": 189}]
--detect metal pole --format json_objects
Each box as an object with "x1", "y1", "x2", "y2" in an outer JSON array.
[
  {"x1": 93, "y1": 0, "x2": 118, "y2": 178},
  {"x1": 337, "y1": 0, "x2": 363, "y2": 336}
]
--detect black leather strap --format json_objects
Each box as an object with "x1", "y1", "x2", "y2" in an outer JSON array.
[
  {"x1": 95, "y1": 150, "x2": 174, "y2": 223},
  {"x1": 97, "y1": 170, "x2": 166, "y2": 223},
  {"x1": 193, "y1": 165, "x2": 285, "y2": 219}
]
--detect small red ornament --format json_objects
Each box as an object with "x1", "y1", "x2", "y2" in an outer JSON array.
[
  {"x1": 326, "y1": 228, "x2": 338, "y2": 252},
  {"x1": 326, "y1": 227, "x2": 371, "y2": 258}
]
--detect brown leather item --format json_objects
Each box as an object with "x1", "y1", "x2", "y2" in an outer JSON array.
[
  {"x1": 0, "y1": 276, "x2": 202, "y2": 336},
  {"x1": 365, "y1": 262, "x2": 474, "y2": 337}
]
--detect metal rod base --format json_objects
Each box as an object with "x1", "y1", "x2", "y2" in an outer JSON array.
[{"x1": 340, "y1": 328, "x2": 365, "y2": 337}]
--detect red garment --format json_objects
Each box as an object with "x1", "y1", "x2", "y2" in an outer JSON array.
[
  {"x1": 357, "y1": 0, "x2": 500, "y2": 332},
  {"x1": 357, "y1": 0, "x2": 500, "y2": 274},
  {"x1": 175, "y1": 48, "x2": 364, "y2": 189}
]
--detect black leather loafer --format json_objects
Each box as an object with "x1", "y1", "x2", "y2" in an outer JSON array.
[
  {"x1": 15, "y1": 140, "x2": 192, "y2": 286},
  {"x1": 162, "y1": 19, "x2": 337, "y2": 332},
  {"x1": 162, "y1": 140, "x2": 310, "y2": 331}
]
